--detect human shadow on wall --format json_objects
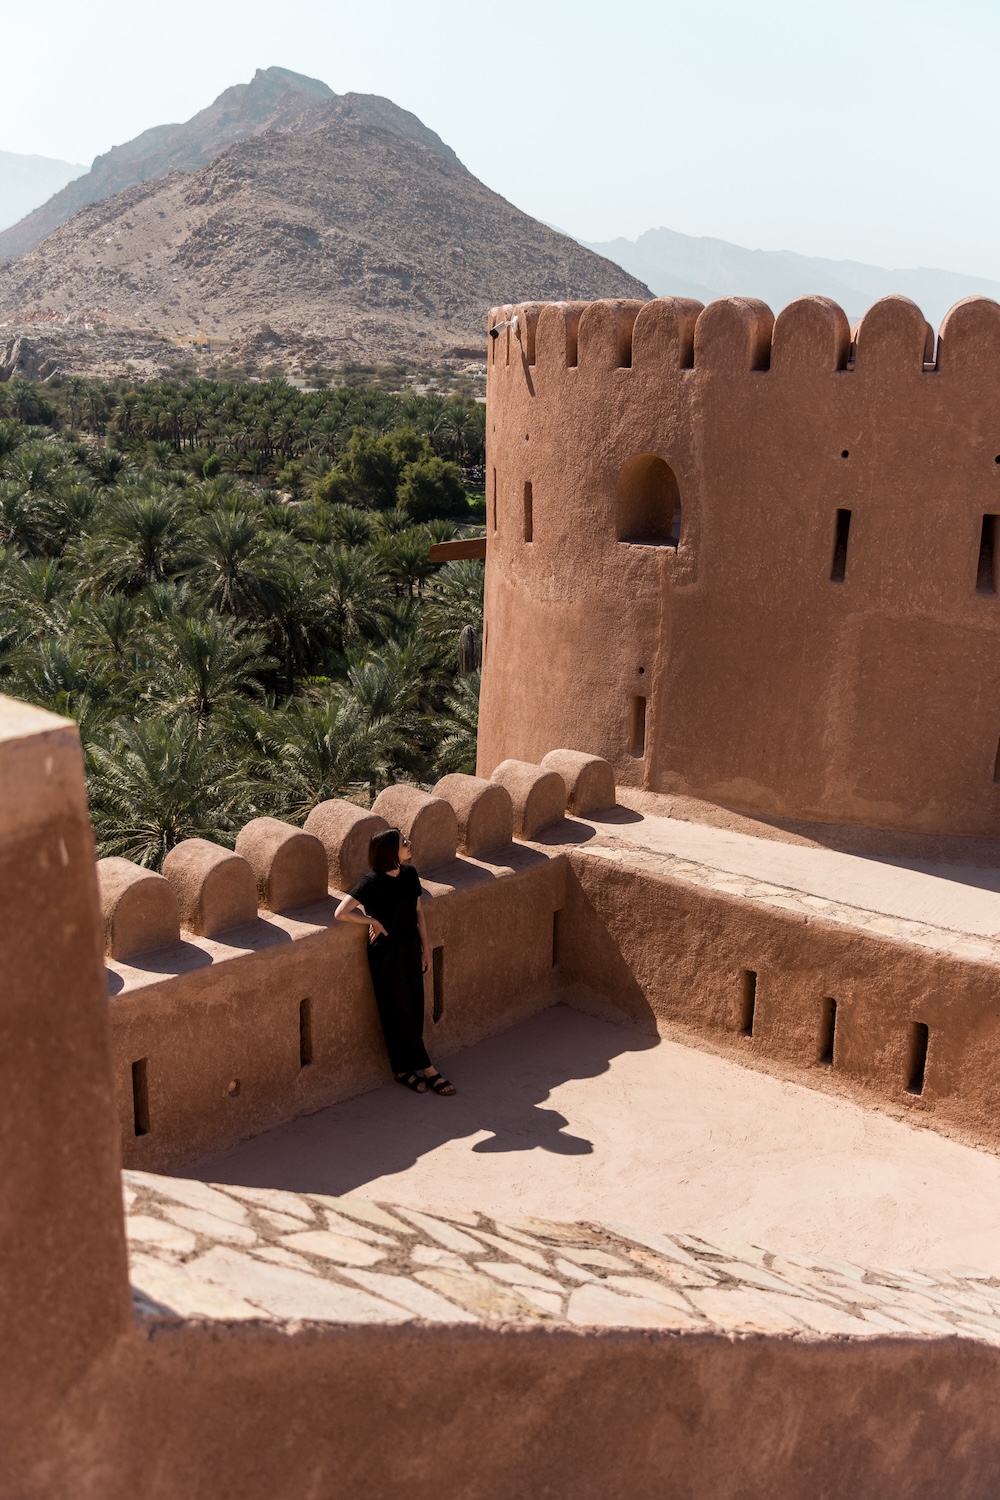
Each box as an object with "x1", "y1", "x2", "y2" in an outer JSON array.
[{"x1": 191, "y1": 1004, "x2": 659, "y2": 1198}]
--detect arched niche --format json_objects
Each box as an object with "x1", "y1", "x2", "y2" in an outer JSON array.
[{"x1": 616, "y1": 455, "x2": 681, "y2": 546}]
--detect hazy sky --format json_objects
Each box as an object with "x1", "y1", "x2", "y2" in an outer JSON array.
[{"x1": 4, "y1": 0, "x2": 999, "y2": 274}]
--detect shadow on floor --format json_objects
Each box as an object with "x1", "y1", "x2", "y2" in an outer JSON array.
[{"x1": 188, "y1": 1003, "x2": 659, "y2": 1198}]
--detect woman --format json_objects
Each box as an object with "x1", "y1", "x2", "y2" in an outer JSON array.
[{"x1": 335, "y1": 827, "x2": 456, "y2": 1095}]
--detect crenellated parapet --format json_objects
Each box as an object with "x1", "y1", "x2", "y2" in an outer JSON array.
[
  {"x1": 5, "y1": 690, "x2": 1000, "y2": 1500},
  {"x1": 480, "y1": 292, "x2": 1000, "y2": 837},
  {"x1": 98, "y1": 758, "x2": 605, "y2": 1166}
]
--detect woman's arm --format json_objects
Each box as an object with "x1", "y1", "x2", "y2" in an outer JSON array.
[
  {"x1": 416, "y1": 897, "x2": 431, "y2": 974},
  {"x1": 335, "y1": 895, "x2": 387, "y2": 943}
]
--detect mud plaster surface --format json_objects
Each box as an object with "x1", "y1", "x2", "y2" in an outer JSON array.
[
  {"x1": 541, "y1": 802, "x2": 1000, "y2": 958},
  {"x1": 192, "y1": 1005, "x2": 1000, "y2": 1277}
]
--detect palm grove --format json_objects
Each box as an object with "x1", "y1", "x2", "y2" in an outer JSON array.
[{"x1": 0, "y1": 375, "x2": 486, "y2": 866}]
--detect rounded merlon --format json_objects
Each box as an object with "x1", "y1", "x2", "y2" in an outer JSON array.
[
  {"x1": 304, "y1": 800, "x2": 389, "y2": 892},
  {"x1": 97, "y1": 856, "x2": 180, "y2": 960},
  {"x1": 370, "y1": 785, "x2": 459, "y2": 871},
  {"x1": 161, "y1": 839, "x2": 258, "y2": 937},
  {"x1": 433, "y1": 773, "x2": 514, "y2": 855},
  {"x1": 234, "y1": 818, "x2": 328, "y2": 913},
  {"x1": 541, "y1": 750, "x2": 616, "y2": 816},
  {"x1": 489, "y1": 760, "x2": 566, "y2": 839}
]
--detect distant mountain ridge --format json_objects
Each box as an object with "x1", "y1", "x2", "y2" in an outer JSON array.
[
  {"x1": 0, "y1": 89, "x2": 649, "y2": 372},
  {"x1": 0, "y1": 67, "x2": 458, "y2": 262},
  {"x1": 0, "y1": 151, "x2": 85, "y2": 235},
  {"x1": 586, "y1": 226, "x2": 1000, "y2": 330}
]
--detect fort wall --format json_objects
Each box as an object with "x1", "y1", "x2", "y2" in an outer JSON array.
[
  {"x1": 108, "y1": 839, "x2": 564, "y2": 1170},
  {"x1": 0, "y1": 701, "x2": 133, "y2": 1489},
  {"x1": 97, "y1": 763, "x2": 570, "y2": 1169},
  {"x1": 5, "y1": 702, "x2": 1000, "y2": 1495},
  {"x1": 60, "y1": 1317, "x2": 1000, "y2": 1500},
  {"x1": 479, "y1": 294, "x2": 1000, "y2": 838},
  {"x1": 559, "y1": 837, "x2": 1000, "y2": 1150},
  {"x1": 96, "y1": 741, "x2": 1000, "y2": 1168}
]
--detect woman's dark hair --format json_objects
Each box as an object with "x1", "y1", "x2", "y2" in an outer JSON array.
[{"x1": 369, "y1": 827, "x2": 402, "y2": 874}]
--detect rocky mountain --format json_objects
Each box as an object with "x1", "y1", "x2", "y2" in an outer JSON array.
[
  {"x1": 0, "y1": 151, "x2": 86, "y2": 234},
  {"x1": 586, "y1": 225, "x2": 1000, "y2": 329},
  {"x1": 0, "y1": 98, "x2": 649, "y2": 374},
  {"x1": 0, "y1": 67, "x2": 456, "y2": 262}
]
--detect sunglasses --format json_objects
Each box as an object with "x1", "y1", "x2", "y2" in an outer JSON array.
[{"x1": 401, "y1": 835, "x2": 411, "y2": 847}]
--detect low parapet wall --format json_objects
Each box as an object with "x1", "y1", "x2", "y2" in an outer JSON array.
[
  {"x1": 103, "y1": 743, "x2": 1000, "y2": 1169},
  {"x1": 103, "y1": 763, "x2": 586, "y2": 1170},
  {"x1": 555, "y1": 817, "x2": 1000, "y2": 1152},
  {"x1": 110, "y1": 1172, "x2": 1000, "y2": 1500}
]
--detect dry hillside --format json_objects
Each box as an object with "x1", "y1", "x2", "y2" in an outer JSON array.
[
  {"x1": 0, "y1": 108, "x2": 649, "y2": 372},
  {"x1": 0, "y1": 67, "x2": 458, "y2": 261}
]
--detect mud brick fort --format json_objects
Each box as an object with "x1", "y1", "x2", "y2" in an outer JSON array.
[{"x1": 7, "y1": 296, "x2": 1000, "y2": 1497}]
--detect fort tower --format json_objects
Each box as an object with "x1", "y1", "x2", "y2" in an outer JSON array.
[{"x1": 479, "y1": 293, "x2": 1000, "y2": 838}]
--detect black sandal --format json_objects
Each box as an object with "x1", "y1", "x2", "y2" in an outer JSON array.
[
  {"x1": 425, "y1": 1072, "x2": 456, "y2": 1096},
  {"x1": 395, "y1": 1072, "x2": 428, "y2": 1092}
]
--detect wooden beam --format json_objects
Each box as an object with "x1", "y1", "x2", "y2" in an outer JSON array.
[{"x1": 429, "y1": 537, "x2": 487, "y2": 562}]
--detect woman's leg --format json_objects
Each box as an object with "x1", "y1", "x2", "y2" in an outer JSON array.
[
  {"x1": 400, "y1": 951, "x2": 456, "y2": 1091},
  {"x1": 369, "y1": 947, "x2": 430, "y2": 1076},
  {"x1": 400, "y1": 948, "x2": 432, "y2": 1073}
]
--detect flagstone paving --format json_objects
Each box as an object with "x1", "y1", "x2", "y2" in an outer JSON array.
[
  {"x1": 127, "y1": 1169, "x2": 1000, "y2": 1340},
  {"x1": 192, "y1": 1006, "x2": 1000, "y2": 1276}
]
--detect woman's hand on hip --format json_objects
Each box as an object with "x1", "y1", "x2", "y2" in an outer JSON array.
[{"x1": 368, "y1": 920, "x2": 388, "y2": 944}]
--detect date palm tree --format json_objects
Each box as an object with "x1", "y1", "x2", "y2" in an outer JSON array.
[
  {"x1": 2, "y1": 440, "x2": 71, "y2": 499},
  {"x1": 272, "y1": 691, "x2": 395, "y2": 818},
  {"x1": 86, "y1": 717, "x2": 246, "y2": 866},
  {"x1": 5, "y1": 637, "x2": 113, "y2": 726},
  {"x1": 76, "y1": 490, "x2": 189, "y2": 595},
  {"x1": 146, "y1": 613, "x2": 273, "y2": 723},
  {"x1": 319, "y1": 547, "x2": 391, "y2": 657},
  {"x1": 370, "y1": 527, "x2": 436, "y2": 599},
  {"x1": 186, "y1": 508, "x2": 287, "y2": 619},
  {"x1": 434, "y1": 671, "x2": 480, "y2": 776},
  {"x1": 0, "y1": 369, "x2": 485, "y2": 864},
  {"x1": 0, "y1": 482, "x2": 47, "y2": 554}
]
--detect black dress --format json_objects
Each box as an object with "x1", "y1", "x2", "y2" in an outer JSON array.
[{"x1": 349, "y1": 864, "x2": 430, "y2": 1076}]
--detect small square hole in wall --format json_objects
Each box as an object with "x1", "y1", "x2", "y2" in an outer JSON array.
[
  {"x1": 299, "y1": 998, "x2": 313, "y2": 1068},
  {"x1": 907, "y1": 1022, "x2": 929, "y2": 1096},
  {"x1": 740, "y1": 971, "x2": 757, "y2": 1036},
  {"x1": 131, "y1": 1058, "x2": 150, "y2": 1137}
]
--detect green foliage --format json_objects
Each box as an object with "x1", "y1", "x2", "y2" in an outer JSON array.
[
  {"x1": 0, "y1": 375, "x2": 487, "y2": 865},
  {"x1": 311, "y1": 467, "x2": 350, "y2": 506},
  {"x1": 339, "y1": 427, "x2": 425, "y2": 508},
  {"x1": 397, "y1": 455, "x2": 466, "y2": 523}
]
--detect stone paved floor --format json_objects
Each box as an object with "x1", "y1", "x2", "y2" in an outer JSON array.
[
  {"x1": 127, "y1": 1170, "x2": 1000, "y2": 1338},
  {"x1": 192, "y1": 1005, "x2": 1000, "y2": 1276}
]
